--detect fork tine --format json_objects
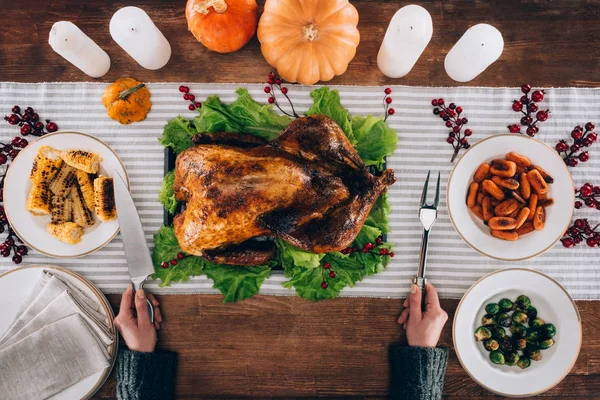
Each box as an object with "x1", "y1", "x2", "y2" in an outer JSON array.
[
  {"x1": 420, "y1": 171, "x2": 431, "y2": 207},
  {"x1": 434, "y1": 172, "x2": 441, "y2": 208}
]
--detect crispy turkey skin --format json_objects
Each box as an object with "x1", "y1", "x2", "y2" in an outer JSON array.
[{"x1": 173, "y1": 115, "x2": 395, "y2": 265}]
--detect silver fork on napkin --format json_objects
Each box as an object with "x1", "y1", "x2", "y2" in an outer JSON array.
[{"x1": 414, "y1": 171, "x2": 440, "y2": 310}]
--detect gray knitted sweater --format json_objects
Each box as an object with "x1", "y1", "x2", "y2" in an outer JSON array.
[{"x1": 117, "y1": 345, "x2": 447, "y2": 400}]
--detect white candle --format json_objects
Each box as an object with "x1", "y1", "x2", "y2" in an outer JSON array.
[
  {"x1": 109, "y1": 6, "x2": 171, "y2": 70},
  {"x1": 48, "y1": 21, "x2": 111, "y2": 78},
  {"x1": 445, "y1": 24, "x2": 504, "y2": 82},
  {"x1": 377, "y1": 5, "x2": 433, "y2": 79}
]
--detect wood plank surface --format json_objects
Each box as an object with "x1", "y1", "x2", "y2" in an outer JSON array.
[{"x1": 1, "y1": 0, "x2": 599, "y2": 398}]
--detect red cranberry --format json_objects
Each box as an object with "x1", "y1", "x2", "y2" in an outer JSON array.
[
  {"x1": 389, "y1": 252, "x2": 395, "y2": 257},
  {"x1": 31, "y1": 113, "x2": 39, "y2": 122},
  {"x1": 512, "y1": 101, "x2": 523, "y2": 112},
  {"x1": 579, "y1": 152, "x2": 590, "y2": 162},
  {"x1": 321, "y1": 282, "x2": 328, "y2": 289},
  {"x1": 20, "y1": 125, "x2": 31, "y2": 135},
  {"x1": 268, "y1": 97, "x2": 275, "y2": 104},
  {"x1": 177, "y1": 252, "x2": 184, "y2": 260},
  {"x1": 179, "y1": 86, "x2": 189, "y2": 93},
  {"x1": 268, "y1": 72, "x2": 275, "y2": 79},
  {"x1": 588, "y1": 132, "x2": 598, "y2": 142},
  {"x1": 439, "y1": 111, "x2": 447, "y2": 118},
  {"x1": 0, "y1": 154, "x2": 6, "y2": 165},
  {"x1": 445, "y1": 121, "x2": 453, "y2": 128},
  {"x1": 456, "y1": 106, "x2": 463, "y2": 114},
  {"x1": 520, "y1": 95, "x2": 529, "y2": 104},
  {"x1": 580, "y1": 185, "x2": 594, "y2": 197},
  {"x1": 509, "y1": 124, "x2": 520, "y2": 133},
  {"x1": 385, "y1": 88, "x2": 392, "y2": 95},
  {"x1": 323, "y1": 262, "x2": 331, "y2": 269},
  {"x1": 446, "y1": 137, "x2": 454, "y2": 144},
  {"x1": 0, "y1": 249, "x2": 9, "y2": 258},
  {"x1": 19, "y1": 139, "x2": 28, "y2": 148},
  {"x1": 460, "y1": 138, "x2": 468, "y2": 145},
  {"x1": 7, "y1": 114, "x2": 20, "y2": 125},
  {"x1": 562, "y1": 238, "x2": 575, "y2": 248},
  {"x1": 11, "y1": 136, "x2": 21, "y2": 146},
  {"x1": 12, "y1": 255, "x2": 22, "y2": 264},
  {"x1": 437, "y1": 98, "x2": 445, "y2": 105},
  {"x1": 575, "y1": 201, "x2": 583, "y2": 209},
  {"x1": 161, "y1": 262, "x2": 168, "y2": 268},
  {"x1": 267, "y1": 78, "x2": 274, "y2": 85},
  {"x1": 188, "y1": 104, "x2": 196, "y2": 111},
  {"x1": 587, "y1": 238, "x2": 598, "y2": 248},
  {"x1": 170, "y1": 259, "x2": 178, "y2": 266},
  {"x1": 574, "y1": 219, "x2": 587, "y2": 229},
  {"x1": 521, "y1": 116, "x2": 533, "y2": 125},
  {"x1": 536, "y1": 110, "x2": 549, "y2": 122},
  {"x1": 521, "y1": 84, "x2": 531, "y2": 93},
  {"x1": 11, "y1": 105, "x2": 20, "y2": 113},
  {"x1": 183, "y1": 93, "x2": 190, "y2": 100},
  {"x1": 46, "y1": 122, "x2": 58, "y2": 132},
  {"x1": 571, "y1": 144, "x2": 580, "y2": 153},
  {"x1": 385, "y1": 97, "x2": 392, "y2": 104},
  {"x1": 461, "y1": 117, "x2": 468, "y2": 125},
  {"x1": 8, "y1": 149, "x2": 18, "y2": 159},
  {"x1": 567, "y1": 158, "x2": 578, "y2": 167},
  {"x1": 431, "y1": 99, "x2": 439, "y2": 106},
  {"x1": 452, "y1": 126, "x2": 460, "y2": 133},
  {"x1": 388, "y1": 108, "x2": 395, "y2": 115},
  {"x1": 556, "y1": 142, "x2": 568, "y2": 152},
  {"x1": 34, "y1": 121, "x2": 44, "y2": 130},
  {"x1": 275, "y1": 78, "x2": 282, "y2": 85},
  {"x1": 188, "y1": 94, "x2": 195, "y2": 101},
  {"x1": 531, "y1": 90, "x2": 544, "y2": 102},
  {"x1": 264, "y1": 86, "x2": 271, "y2": 93},
  {"x1": 464, "y1": 129, "x2": 472, "y2": 136},
  {"x1": 195, "y1": 102, "x2": 202, "y2": 108},
  {"x1": 585, "y1": 198, "x2": 597, "y2": 208},
  {"x1": 281, "y1": 87, "x2": 288, "y2": 94},
  {"x1": 526, "y1": 126, "x2": 537, "y2": 136},
  {"x1": 571, "y1": 130, "x2": 583, "y2": 140},
  {"x1": 329, "y1": 271, "x2": 336, "y2": 278},
  {"x1": 527, "y1": 103, "x2": 538, "y2": 113},
  {"x1": 585, "y1": 122, "x2": 595, "y2": 131}
]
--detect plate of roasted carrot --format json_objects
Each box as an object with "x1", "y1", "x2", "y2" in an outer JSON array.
[
  {"x1": 447, "y1": 134, "x2": 574, "y2": 261},
  {"x1": 3, "y1": 131, "x2": 128, "y2": 258}
]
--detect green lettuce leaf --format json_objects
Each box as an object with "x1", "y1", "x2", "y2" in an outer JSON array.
[
  {"x1": 151, "y1": 225, "x2": 205, "y2": 286},
  {"x1": 205, "y1": 263, "x2": 272, "y2": 303},
  {"x1": 159, "y1": 170, "x2": 178, "y2": 214},
  {"x1": 365, "y1": 192, "x2": 391, "y2": 234},
  {"x1": 306, "y1": 87, "x2": 356, "y2": 144},
  {"x1": 276, "y1": 239, "x2": 323, "y2": 269},
  {"x1": 158, "y1": 116, "x2": 197, "y2": 154},
  {"x1": 351, "y1": 115, "x2": 398, "y2": 169}
]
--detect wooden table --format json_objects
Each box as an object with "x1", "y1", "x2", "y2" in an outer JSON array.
[{"x1": 2, "y1": 0, "x2": 600, "y2": 398}]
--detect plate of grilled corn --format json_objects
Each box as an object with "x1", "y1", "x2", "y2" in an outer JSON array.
[
  {"x1": 4, "y1": 131, "x2": 128, "y2": 257},
  {"x1": 447, "y1": 134, "x2": 574, "y2": 261}
]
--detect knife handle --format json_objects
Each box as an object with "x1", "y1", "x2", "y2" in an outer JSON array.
[
  {"x1": 132, "y1": 280, "x2": 155, "y2": 324},
  {"x1": 412, "y1": 276, "x2": 427, "y2": 312}
]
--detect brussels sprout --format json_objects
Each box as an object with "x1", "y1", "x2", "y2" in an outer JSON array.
[
  {"x1": 498, "y1": 298, "x2": 515, "y2": 312},
  {"x1": 481, "y1": 314, "x2": 495, "y2": 326},
  {"x1": 505, "y1": 350, "x2": 520, "y2": 366},
  {"x1": 484, "y1": 338, "x2": 500, "y2": 351},
  {"x1": 530, "y1": 317, "x2": 545, "y2": 328},
  {"x1": 526, "y1": 306, "x2": 538, "y2": 321},
  {"x1": 513, "y1": 337, "x2": 527, "y2": 351},
  {"x1": 485, "y1": 303, "x2": 500, "y2": 315},
  {"x1": 539, "y1": 338, "x2": 555, "y2": 349},
  {"x1": 512, "y1": 311, "x2": 528, "y2": 325},
  {"x1": 524, "y1": 344, "x2": 542, "y2": 361},
  {"x1": 490, "y1": 350, "x2": 505, "y2": 365},
  {"x1": 516, "y1": 295, "x2": 532, "y2": 310},
  {"x1": 526, "y1": 327, "x2": 540, "y2": 343},
  {"x1": 499, "y1": 337, "x2": 513, "y2": 353},
  {"x1": 474, "y1": 326, "x2": 492, "y2": 341},
  {"x1": 540, "y1": 323, "x2": 556, "y2": 339},
  {"x1": 495, "y1": 312, "x2": 512, "y2": 328},
  {"x1": 510, "y1": 323, "x2": 526, "y2": 338},
  {"x1": 517, "y1": 356, "x2": 531, "y2": 369},
  {"x1": 490, "y1": 325, "x2": 507, "y2": 339}
]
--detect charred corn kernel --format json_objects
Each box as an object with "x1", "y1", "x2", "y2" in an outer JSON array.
[
  {"x1": 51, "y1": 196, "x2": 72, "y2": 223},
  {"x1": 467, "y1": 182, "x2": 479, "y2": 208},
  {"x1": 71, "y1": 186, "x2": 95, "y2": 227},
  {"x1": 539, "y1": 198, "x2": 555, "y2": 207},
  {"x1": 527, "y1": 170, "x2": 549, "y2": 195},
  {"x1": 47, "y1": 222, "x2": 83, "y2": 244},
  {"x1": 25, "y1": 184, "x2": 51, "y2": 216},
  {"x1": 494, "y1": 199, "x2": 520, "y2": 216},
  {"x1": 490, "y1": 159, "x2": 517, "y2": 178},
  {"x1": 60, "y1": 149, "x2": 102, "y2": 174},
  {"x1": 531, "y1": 165, "x2": 554, "y2": 184},
  {"x1": 515, "y1": 207, "x2": 530, "y2": 229},
  {"x1": 488, "y1": 217, "x2": 517, "y2": 230},
  {"x1": 482, "y1": 196, "x2": 494, "y2": 222},
  {"x1": 49, "y1": 164, "x2": 76, "y2": 198},
  {"x1": 492, "y1": 176, "x2": 520, "y2": 190},
  {"x1": 473, "y1": 163, "x2": 490, "y2": 183},
  {"x1": 471, "y1": 204, "x2": 484, "y2": 220},
  {"x1": 30, "y1": 146, "x2": 63, "y2": 185},
  {"x1": 491, "y1": 229, "x2": 519, "y2": 241},
  {"x1": 94, "y1": 176, "x2": 116, "y2": 222},
  {"x1": 506, "y1": 152, "x2": 531, "y2": 167},
  {"x1": 482, "y1": 180, "x2": 505, "y2": 201},
  {"x1": 76, "y1": 170, "x2": 96, "y2": 211},
  {"x1": 510, "y1": 190, "x2": 526, "y2": 204},
  {"x1": 533, "y1": 206, "x2": 546, "y2": 230},
  {"x1": 520, "y1": 172, "x2": 531, "y2": 200},
  {"x1": 516, "y1": 221, "x2": 535, "y2": 235},
  {"x1": 476, "y1": 191, "x2": 485, "y2": 205},
  {"x1": 527, "y1": 194, "x2": 538, "y2": 221}
]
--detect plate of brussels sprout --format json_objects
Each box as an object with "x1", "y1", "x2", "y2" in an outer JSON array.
[{"x1": 454, "y1": 268, "x2": 581, "y2": 397}]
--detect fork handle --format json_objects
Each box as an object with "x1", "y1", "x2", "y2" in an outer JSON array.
[
  {"x1": 413, "y1": 276, "x2": 428, "y2": 310},
  {"x1": 415, "y1": 228, "x2": 431, "y2": 311}
]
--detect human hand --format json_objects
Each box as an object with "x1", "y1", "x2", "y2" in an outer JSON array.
[
  {"x1": 397, "y1": 282, "x2": 448, "y2": 348},
  {"x1": 114, "y1": 284, "x2": 163, "y2": 353}
]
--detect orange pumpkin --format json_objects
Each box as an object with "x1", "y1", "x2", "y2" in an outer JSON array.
[
  {"x1": 186, "y1": 0, "x2": 258, "y2": 53},
  {"x1": 257, "y1": 0, "x2": 360, "y2": 85}
]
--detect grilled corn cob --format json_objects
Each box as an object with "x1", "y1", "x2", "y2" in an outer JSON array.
[
  {"x1": 47, "y1": 222, "x2": 83, "y2": 244},
  {"x1": 71, "y1": 186, "x2": 95, "y2": 227},
  {"x1": 50, "y1": 195, "x2": 73, "y2": 223},
  {"x1": 94, "y1": 176, "x2": 116, "y2": 222},
  {"x1": 30, "y1": 146, "x2": 63, "y2": 185},
  {"x1": 25, "y1": 184, "x2": 52, "y2": 216},
  {"x1": 49, "y1": 164, "x2": 76, "y2": 198},
  {"x1": 61, "y1": 149, "x2": 102, "y2": 174},
  {"x1": 76, "y1": 170, "x2": 96, "y2": 211}
]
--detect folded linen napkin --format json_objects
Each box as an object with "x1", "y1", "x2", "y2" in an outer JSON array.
[{"x1": 0, "y1": 314, "x2": 109, "y2": 400}]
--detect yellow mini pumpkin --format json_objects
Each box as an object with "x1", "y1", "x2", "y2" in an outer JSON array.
[
  {"x1": 102, "y1": 78, "x2": 152, "y2": 124},
  {"x1": 257, "y1": 0, "x2": 360, "y2": 85}
]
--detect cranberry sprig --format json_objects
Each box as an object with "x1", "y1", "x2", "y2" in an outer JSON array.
[
  {"x1": 320, "y1": 262, "x2": 336, "y2": 289},
  {"x1": 0, "y1": 228, "x2": 28, "y2": 264},
  {"x1": 264, "y1": 72, "x2": 299, "y2": 118},
  {"x1": 431, "y1": 98, "x2": 472, "y2": 162},
  {"x1": 555, "y1": 123, "x2": 597, "y2": 167},
  {"x1": 383, "y1": 88, "x2": 395, "y2": 122},
  {"x1": 561, "y1": 218, "x2": 600, "y2": 248},
  {"x1": 507, "y1": 84, "x2": 549, "y2": 137},
  {"x1": 340, "y1": 236, "x2": 395, "y2": 257},
  {"x1": 160, "y1": 252, "x2": 185, "y2": 268},
  {"x1": 178, "y1": 86, "x2": 202, "y2": 111},
  {"x1": 4, "y1": 106, "x2": 58, "y2": 136},
  {"x1": 574, "y1": 183, "x2": 600, "y2": 211}
]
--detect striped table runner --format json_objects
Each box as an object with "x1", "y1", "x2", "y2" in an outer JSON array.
[{"x1": 0, "y1": 83, "x2": 598, "y2": 299}]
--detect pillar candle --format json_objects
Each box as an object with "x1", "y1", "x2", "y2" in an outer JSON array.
[{"x1": 109, "y1": 6, "x2": 171, "y2": 70}]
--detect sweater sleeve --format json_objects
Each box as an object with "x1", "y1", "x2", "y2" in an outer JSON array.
[
  {"x1": 388, "y1": 344, "x2": 448, "y2": 400},
  {"x1": 116, "y1": 348, "x2": 178, "y2": 400}
]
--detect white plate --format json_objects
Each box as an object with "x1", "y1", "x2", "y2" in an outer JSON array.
[
  {"x1": 447, "y1": 134, "x2": 574, "y2": 261},
  {"x1": 4, "y1": 131, "x2": 128, "y2": 258},
  {"x1": 0, "y1": 265, "x2": 117, "y2": 400},
  {"x1": 454, "y1": 268, "x2": 581, "y2": 397}
]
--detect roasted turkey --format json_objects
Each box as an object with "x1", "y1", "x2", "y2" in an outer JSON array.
[{"x1": 173, "y1": 114, "x2": 395, "y2": 265}]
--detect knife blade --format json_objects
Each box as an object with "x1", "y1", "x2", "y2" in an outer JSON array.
[{"x1": 113, "y1": 170, "x2": 154, "y2": 322}]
